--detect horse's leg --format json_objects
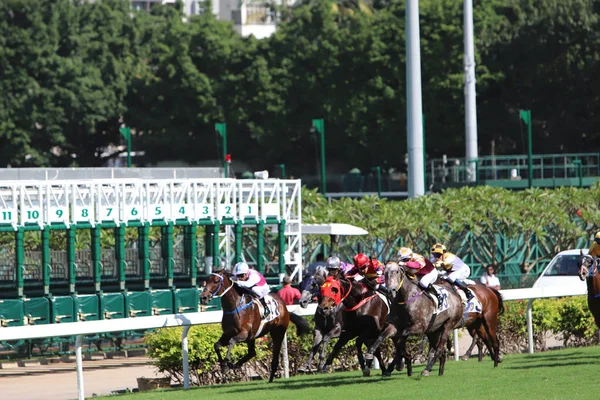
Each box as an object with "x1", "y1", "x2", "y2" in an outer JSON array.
[
  {"x1": 422, "y1": 324, "x2": 454, "y2": 377},
  {"x1": 387, "y1": 332, "x2": 412, "y2": 376},
  {"x1": 364, "y1": 323, "x2": 397, "y2": 369},
  {"x1": 477, "y1": 336, "x2": 484, "y2": 362},
  {"x1": 439, "y1": 346, "x2": 447, "y2": 375},
  {"x1": 460, "y1": 327, "x2": 478, "y2": 361},
  {"x1": 268, "y1": 326, "x2": 287, "y2": 383},
  {"x1": 321, "y1": 330, "x2": 355, "y2": 373},
  {"x1": 355, "y1": 336, "x2": 368, "y2": 376},
  {"x1": 298, "y1": 329, "x2": 323, "y2": 373},
  {"x1": 214, "y1": 334, "x2": 231, "y2": 373},
  {"x1": 374, "y1": 344, "x2": 387, "y2": 377},
  {"x1": 233, "y1": 339, "x2": 256, "y2": 369},
  {"x1": 317, "y1": 324, "x2": 342, "y2": 371},
  {"x1": 478, "y1": 314, "x2": 502, "y2": 367}
]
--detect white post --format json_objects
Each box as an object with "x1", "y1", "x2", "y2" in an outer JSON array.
[
  {"x1": 453, "y1": 329, "x2": 460, "y2": 361},
  {"x1": 182, "y1": 325, "x2": 191, "y2": 389},
  {"x1": 406, "y1": 0, "x2": 425, "y2": 198},
  {"x1": 464, "y1": 0, "x2": 479, "y2": 181},
  {"x1": 526, "y1": 299, "x2": 535, "y2": 353},
  {"x1": 282, "y1": 332, "x2": 289, "y2": 378},
  {"x1": 75, "y1": 335, "x2": 85, "y2": 400}
]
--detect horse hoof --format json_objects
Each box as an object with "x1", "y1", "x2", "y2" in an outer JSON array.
[
  {"x1": 320, "y1": 365, "x2": 331, "y2": 373},
  {"x1": 498, "y1": 355, "x2": 504, "y2": 363},
  {"x1": 297, "y1": 366, "x2": 309, "y2": 373},
  {"x1": 421, "y1": 370, "x2": 430, "y2": 377},
  {"x1": 362, "y1": 368, "x2": 371, "y2": 377},
  {"x1": 396, "y1": 361, "x2": 404, "y2": 372},
  {"x1": 460, "y1": 356, "x2": 469, "y2": 361}
]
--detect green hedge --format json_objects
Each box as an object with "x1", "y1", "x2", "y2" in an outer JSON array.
[{"x1": 499, "y1": 296, "x2": 598, "y2": 353}]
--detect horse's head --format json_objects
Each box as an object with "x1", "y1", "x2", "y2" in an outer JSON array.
[
  {"x1": 384, "y1": 261, "x2": 406, "y2": 299},
  {"x1": 200, "y1": 270, "x2": 229, "y2": 305},
  {"x1": 299, "y1": 266, "x2": 329, "y2": 308},
  {"x1": 579, "y1": 250, "x2": 595, "y2": 281},
  {"x1": 318, "y1": 276, "x2": 344, "y2": 316}
]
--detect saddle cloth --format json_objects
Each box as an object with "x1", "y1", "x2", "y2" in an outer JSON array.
[
  {"x1": 255, "y1": 294, "x2": 280, "y2": 322},
  {"x1": 431, "y1": 285, "x2": 451, "y2": 314},
  {"x1": 253, "y1": 295, "x2": 280, "y2": 338}
]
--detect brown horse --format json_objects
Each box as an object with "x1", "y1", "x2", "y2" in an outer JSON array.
[
  {"x1": 318, "y1": 275, "x2": 397, "y2": 377},
  {"x1": 384, "y1": 261, "x2": 463, "y2": 377},
  {"x1": 578, "y1": 253, "x2": 600, "y2": 329},
  {"x1": 455, "y1": 283, "x2": 504, "y2": 367},
  {"x1": 199, "y1": 270, "x2": 310, "y2": 383}
]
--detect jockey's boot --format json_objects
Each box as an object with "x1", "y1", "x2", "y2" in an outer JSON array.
[
  {"x1": 259, "y1": 297, "x2": 271, "y2": 318},
  {"x1": 455, "y1": 280, "x2": 474, "y2": 301},
  {"x1": 427, "y1": 285, "x2": 444, "y2": 308}
]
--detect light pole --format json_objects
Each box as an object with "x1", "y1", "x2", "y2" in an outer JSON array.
[
  {"x1": 215, "y1": 123, "x2": 228, "y2": 178},
  {"x1": 312, "y1": 118, "x2": 326, "y2": 195},
  {"x1": 119, "y1": 127, "x2": 132, "y2": 167}
]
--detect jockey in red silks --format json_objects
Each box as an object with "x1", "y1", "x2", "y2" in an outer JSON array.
[
  {"x1": 346, "y1": 253, "x2": 385, "y2": 292},
  {"x1": 397, "y1": 247, "x2": 443, "y2": 307}
]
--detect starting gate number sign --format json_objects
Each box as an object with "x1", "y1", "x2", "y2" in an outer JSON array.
[{"x1": 0, "y1": 179, "x2": 299, "y2": 227}]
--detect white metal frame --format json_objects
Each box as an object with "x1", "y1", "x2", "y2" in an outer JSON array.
[{"x1": 0, "y1": 178, "x2": 303, "y2": 274}]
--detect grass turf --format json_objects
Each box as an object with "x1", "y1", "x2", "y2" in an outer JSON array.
[{"x1": 97, "y1": 345, "x2": 600, "y2": 400}]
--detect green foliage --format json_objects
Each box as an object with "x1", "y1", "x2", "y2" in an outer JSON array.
[
  {"x1": 499, "y1": 297, "x2": 598, "y2": 353},
  {"x1": 302, "y1": 185, "x2": 598, "y2": 274},
  {"x1": 2, "y1": 0, "x2": 600, "y2": 170}
]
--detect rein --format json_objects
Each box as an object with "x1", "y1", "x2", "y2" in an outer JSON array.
[
  {"x1": 208, "y1": 273, "x2": 261, "y2": 315},
  {"x1": 393, "y1": 270, "x2": 424, "y2": 305}
]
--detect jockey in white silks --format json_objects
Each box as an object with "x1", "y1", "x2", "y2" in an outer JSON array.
[
  {"x1": 430, "y1": 243, "x2": 474, "y2": 301},
  {"x1": 232, "y1": 262, "x2": 271, "y2": 317}
]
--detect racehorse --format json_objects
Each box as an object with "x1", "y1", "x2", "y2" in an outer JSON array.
[
  {"x1": 296, "y1": 266, "x2": 344, "y2": 372},
  {"x1": 318, "y1": 274, "x2": 396, "y2": 377},
  {"x1": 578, "y1": 252, "x2": 600, "y2": 329},
  {"x1": 199, "y1": 269, "x2": 311, "y2": 383},
  {"x1": 383, "y1": 261, "x2": 463, "y2": 376},
  {"x1": 456, "y1": 283, "x2": 504, "y2": 366}
]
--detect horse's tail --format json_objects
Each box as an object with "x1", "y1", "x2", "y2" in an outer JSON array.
[
  {"x1": 290, "y1": 313, "x2": 311, "y2": 336},
  {"x1": 490, "y1": 288, "x2": 504, "y2": 315}
]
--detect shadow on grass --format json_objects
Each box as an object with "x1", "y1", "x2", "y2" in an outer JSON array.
[
  {"x1": 182, "y1": 367, "x2": 431, "y2": 395},
  {"x1": 508, "y1": 351, "x2": 595, "y2": 365}
]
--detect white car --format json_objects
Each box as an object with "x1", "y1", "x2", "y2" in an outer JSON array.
[{"x1": 532, "y1": 249, "x2": 588, "y2": 290}]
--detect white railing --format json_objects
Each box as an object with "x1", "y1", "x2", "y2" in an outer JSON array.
[{"x1": 0, "y1": 286, "x2": 589, "y2": 399}]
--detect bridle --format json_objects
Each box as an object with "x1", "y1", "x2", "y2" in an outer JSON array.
[{"x1": 204, "y1": 272, "x2": 235, "y2": 299}]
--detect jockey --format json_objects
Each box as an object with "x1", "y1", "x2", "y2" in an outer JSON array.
[
  {"x1": 232, "y1": 262, "x2": 271, "y2": 318},
  {"x1": 588, "y1": 232, "x2": 600, "y2": 258},
  {"x1": 430, "y1": 243, "x2": 474, "y2": 301},
  {"x1": 325, "y1": 256, "x2": 353, "y2": 278},
  {"x1": 346, "y1": 253, "x2": 385, "y2": 292},
  {"x1": 397, "y1": 247, "x2": 443, "y2": 307}
]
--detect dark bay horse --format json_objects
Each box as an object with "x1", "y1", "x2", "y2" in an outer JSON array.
[
  {"x1": 199, "y1": 270, "x2": 310, "y2": 383},
  {"x1": 297, "y1": 267, "x2": 343, "y2": 372},
  {"x1": 384, "y1": 261, "x2": 463, "y2": 377},
  {"x1": 318, "y1": 275, "x2": 396, "y2": 377},
  {"x1": 456, "y1": 282, "x2": 504, "y2": 366},
  {"x1": 578, "y1": 253, "x2": 600, "y2": 329}
]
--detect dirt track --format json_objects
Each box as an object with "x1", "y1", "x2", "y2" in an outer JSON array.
[{"x1": 0, "y1": 358, "x2": 166, "y2": 400}]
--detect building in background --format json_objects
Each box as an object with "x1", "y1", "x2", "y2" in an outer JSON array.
[{"x1": 129, "y1": 0, "x2": 282, "y2": 39}]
